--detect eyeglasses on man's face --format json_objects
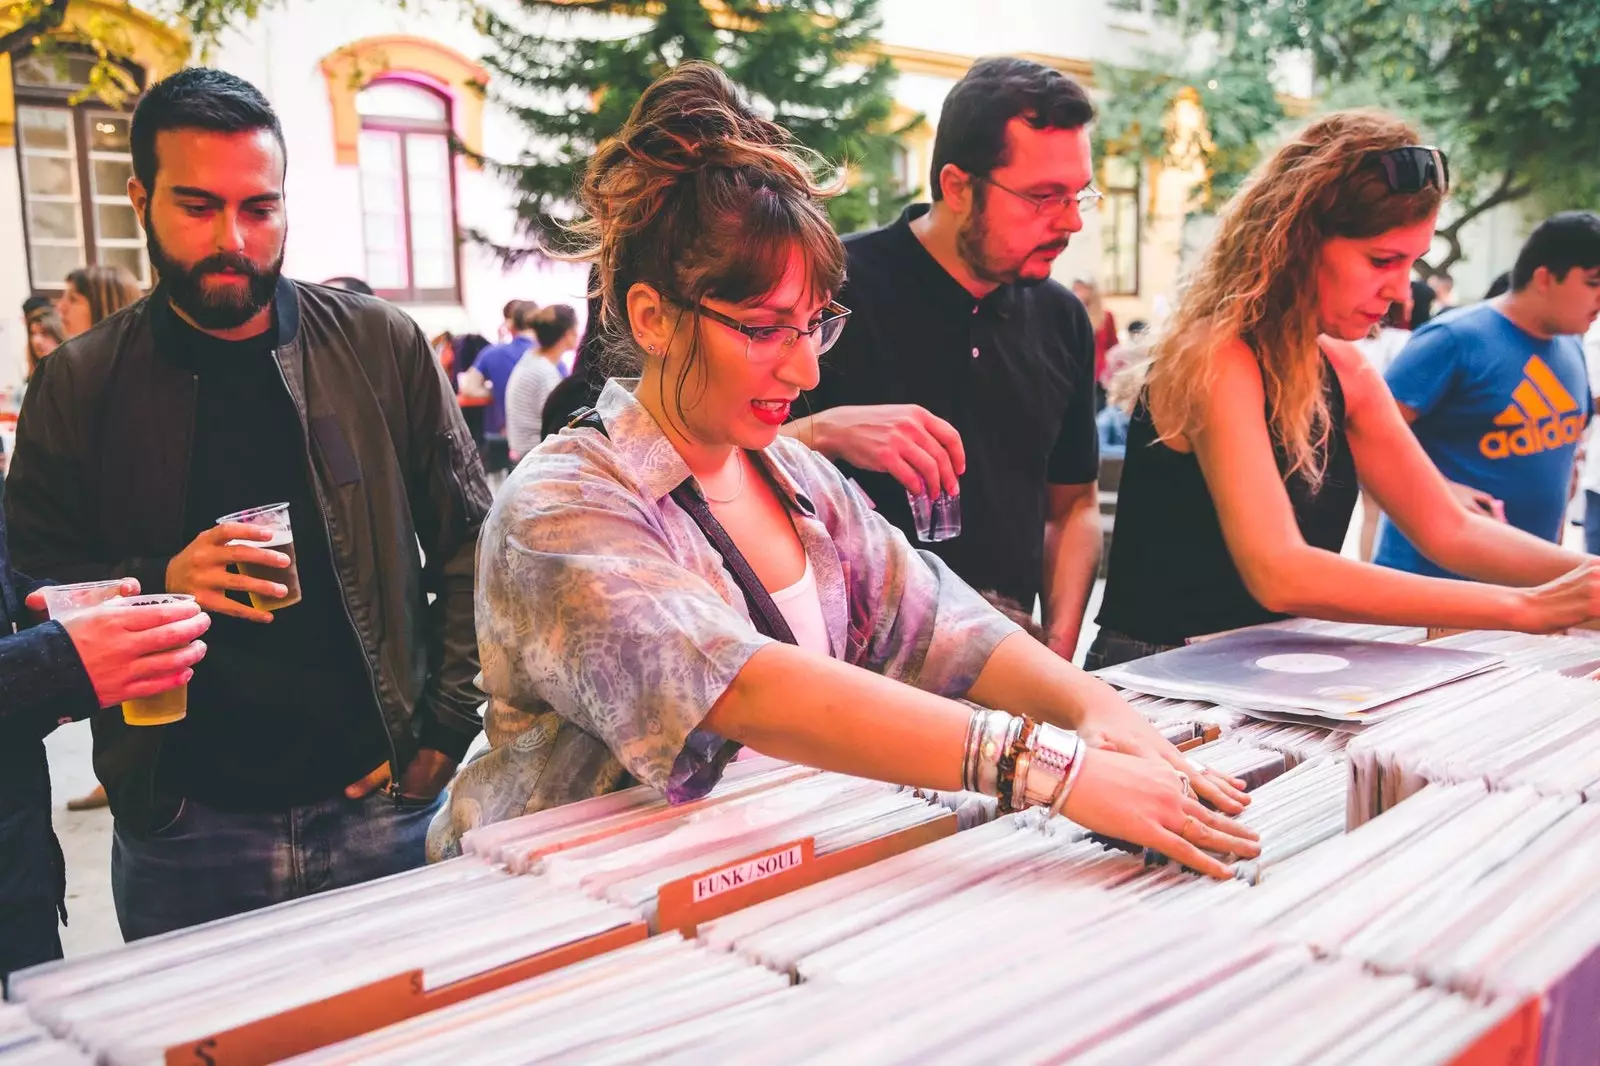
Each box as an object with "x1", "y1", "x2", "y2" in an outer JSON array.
[{"x1": 975, "y1": 174, "x2": 1104, "y2": 217}]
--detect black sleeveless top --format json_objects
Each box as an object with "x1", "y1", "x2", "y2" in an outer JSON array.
[{"x1": 1095, "y1": 353, "x2": 1359, "y2": 646}]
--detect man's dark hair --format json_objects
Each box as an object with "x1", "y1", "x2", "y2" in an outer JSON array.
[
  {"x1": 503, "y1": 298, "x2": 528, "y2": 322},
  {"x1": 1512, "y1": 211, "x2": 1600, "y2": 291},
  {"x1": 1484, "y1": 270, "x2": 1512, "y2": 300},
  {"x1": 131, "y1": 67, "x2": 285, "y2": 193},
  {"x1": 928, "y1": 57, "x2": 1095, "y2": 202}
]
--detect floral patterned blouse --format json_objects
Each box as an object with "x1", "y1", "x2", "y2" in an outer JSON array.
[{"x1": 427, "y1": 380, "x2": 1020, "y2": 860}]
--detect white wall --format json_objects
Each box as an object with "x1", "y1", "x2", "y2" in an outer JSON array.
[
  {"x1": 0, "y1": 145, "x2": 30, "y2": 390},
  {"x1": 205, "y1": 0, "x2": 590, "y2": 339}
]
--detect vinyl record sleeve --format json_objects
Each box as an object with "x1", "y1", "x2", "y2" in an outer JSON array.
[{"x1": 1096, "y1": 631, "x2": 1501, "y2": 718}]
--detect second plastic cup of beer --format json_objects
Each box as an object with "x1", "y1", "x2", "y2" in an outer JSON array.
[
  {"x1": 38, "y1": 579, "x2": 127, "y2": 621},
  {"x1": 118, "y1": 593, "x2": 197, "y2": 726},
  {"x1": 217, "y1": 502, "x2": 301, "y2": 611}
]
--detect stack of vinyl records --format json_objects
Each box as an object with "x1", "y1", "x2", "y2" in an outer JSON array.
[
  {"x1": 7, "y1": 760, "x2": 980, "y2": 1064},
  {"x1": 279, "y1": 935, "x2": 789, "y2": 1066},
  {"x1": 0, "y1": 1005, "x2": 90, "y2": 1066},
  {"x1": 1225, "y1": 782, "x2": 1600, "y2": 1066},
  {"x1": 1096, "y1": 630, "x2": 1502, "y2": 726},
  {"x1": 701, "y1": 753, "x2": 1347, "y2": 978},
  {"x1": 6, "y1": 859, "x2": 644, "y2": 1066},
  {"x1": 1345, "y1": 668, "x2": 1600, "y2": 824},
  {"x1": 1423, "y1": 629, "x2": 1600, "y2": 678}
]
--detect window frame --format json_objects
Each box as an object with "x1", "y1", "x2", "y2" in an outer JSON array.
[
  {"x1": 1100, "y1": 156, "x2": 1142, "y2": 297},
  {"x1": 13, "y1": 51, "x2": 148, "y2": 294},
  {"x1": 356, "y1": 79, "x2": 463, "y2": 305}
]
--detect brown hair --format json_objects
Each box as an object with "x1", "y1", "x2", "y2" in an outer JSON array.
[
  {"x1": 1137, "y1": 109, "x2": 1441, "y2": 486},
  {"x1": 66, "y1": 265, "x2": 144, "y2": 326},
  {"x1": 567, "y1": 61, "x2": 846, "y2": 412},
  {"x1": 532, "y1": 303, "x2": 578, "y2": 350},
  {"x1": 24, "y1": 305, "x2": 66, "y2": 380}
]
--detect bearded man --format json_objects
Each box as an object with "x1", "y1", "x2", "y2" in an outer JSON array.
[
  {"x1": 4, "y1": 67, "x2": 490, "y2": 939},
  {"x1": 782, "y1": 57, "x2": 1105, "y2": 660}
]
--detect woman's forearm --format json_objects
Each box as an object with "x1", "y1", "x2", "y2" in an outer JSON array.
[
  {"x1": 1419, "y1": 510, "x2": 1585, "y2": 587},
  {"x1": 1252, "y1": 544, "x2": 1531, "y2": 630},
  {"x1": 703, "y1": 643, "x2": 968, "y2": 790},
  {"x1": 967, "y1": 631, "x2": 1120, "y2": 730}
]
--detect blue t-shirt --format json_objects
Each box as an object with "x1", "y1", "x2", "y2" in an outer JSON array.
[
  {"x1": 471, "y1": 336, "x2": 533, "y2": 436},
  {"x1": 1375, "y1": 303, "x2": 1592, "y2": 578}
]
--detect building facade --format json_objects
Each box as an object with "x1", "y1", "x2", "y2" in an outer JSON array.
[{"x1": 0, "y1": 0, "x2": 1387, "y2": 390}]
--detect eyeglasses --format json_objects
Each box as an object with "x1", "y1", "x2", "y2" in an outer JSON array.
[
  {"x1": 1374, "y1": 146, "x2": 1449, "y2": 194},
  {"x1": 976, "y1": 175, "x2": 1103, "y2": 217},
  {"x1": 674, "y1": 297, "x2": 853, "y2": 362}
]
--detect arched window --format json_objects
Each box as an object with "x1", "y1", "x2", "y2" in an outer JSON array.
[
  {"x1": 13, "y1": 50, "x2": 149, "y2": 291},
  {"x1": 356, "y1": 79, "x2": 460, "y2": 303}
]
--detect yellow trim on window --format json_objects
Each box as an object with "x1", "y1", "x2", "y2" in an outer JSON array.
[{"x1": 320, "y1": 35, "x2": 490, "y2": 170}]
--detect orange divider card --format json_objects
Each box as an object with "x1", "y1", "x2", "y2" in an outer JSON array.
[
  {"x1": 162, "y1": 922, "x2": 649, "y2": 1066},
  {"x1": 1448, "y1": 995, "x2": 1541, "y2": 1066}
]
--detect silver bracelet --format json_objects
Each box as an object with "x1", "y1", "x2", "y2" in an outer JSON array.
[
  {"x1": 1021, "y1": 723, "x2": 1084, "y2": 812},
  {"x1": 965, "y1": 709, "x2": 1016, "y2": 798},
  {"x1": 1050, "y1": 733, "x2": 1088, "y2": 818}
]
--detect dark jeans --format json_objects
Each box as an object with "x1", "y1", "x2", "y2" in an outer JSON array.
[
  {"x1": 0, "y1": 801, "x2": 64, "y2": 983},
  {"x1": 1084, "y1": 628, "x2": 1182, "y2": 671},
  {"x1": 111, "y1": 789, "x2": 440, "y2": 941},
  {"x1": 1586, "y1": 491, "x2": 1600, "y2": 555}
]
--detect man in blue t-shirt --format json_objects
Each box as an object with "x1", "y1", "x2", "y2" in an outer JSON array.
[
  {"x1": 465, "y1": 300, "x2": 537, "y2": 474},
  {"x1": 1377, "y1": 212, "x2": 1600, "y2": 578}
]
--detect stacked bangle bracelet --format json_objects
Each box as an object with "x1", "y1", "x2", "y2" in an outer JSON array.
[{"x1": 963, "y1": 709, "x2": 1086, "y2": 816}]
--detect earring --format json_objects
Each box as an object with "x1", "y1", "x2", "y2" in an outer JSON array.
[{"x1": 646, "y1": 344, "x2": 657, "y2": 353}]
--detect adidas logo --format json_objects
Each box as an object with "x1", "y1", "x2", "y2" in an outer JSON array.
[{"x1": 1479, "y1": 356, "x2": 1586, "y2": 459}]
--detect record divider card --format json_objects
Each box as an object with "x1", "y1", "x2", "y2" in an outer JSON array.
[
  {"x1": 158, "y1": 812, "x2": 957, "y2": 1065},
  {"x1": 160, "y1": 922, "x2": 650, "y2": 1066}
]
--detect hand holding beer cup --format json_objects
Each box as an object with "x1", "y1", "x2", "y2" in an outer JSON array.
[
  {"x1": 166, "y1": 507, "x2": 296, "y2": 624},
  {"x1": 29, "y1": 591, "x2": 210, "y2": 713}
]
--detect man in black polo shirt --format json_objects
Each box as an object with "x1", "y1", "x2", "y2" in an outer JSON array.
[{"x1": 784, "y1": 57, "x2": 1103, "y2": 659}]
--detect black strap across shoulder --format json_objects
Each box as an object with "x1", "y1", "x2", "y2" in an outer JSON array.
[{"x1": 569, "y1": 408, "x2": 798, "y2": 646}]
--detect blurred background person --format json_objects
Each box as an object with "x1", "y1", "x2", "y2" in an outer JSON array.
[
  {"x1": 55, "y1": 266, "x2": 143, "y2": 340},
  {"x1": 505, "y1": 303, "x2": 579, "y2": 463},
  {"x1": 1352, "y1": 292, "x2": 1414, "y2": 560},
  {"x1": 1072, "y1": 277, "x2": 1118, "y2": 411},
  {"x1": 1408, "y1": 276, "x2": 1435, "y2": 330},
  {"x1": 1426, "y1": 271, "x2": 1457, "y2": 313},
  {"x1": 23, "y1": 297, "x2": 65, "y2": 383}
]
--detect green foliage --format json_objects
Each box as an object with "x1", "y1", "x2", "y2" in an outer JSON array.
[
  {"x1": 475, "y1": 0, "x2": 915, "y2": 259},
  {"x1": 1095, "y1": 34, "x2": 1287, "y2": 212},
  {"x1": 1158, "y1": 0, "x2": 1600, "y2": 271}
]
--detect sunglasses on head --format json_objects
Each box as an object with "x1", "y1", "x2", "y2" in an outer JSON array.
[{"x1": 1374, "y1": 145, "x2": 1450, "y2": 194}]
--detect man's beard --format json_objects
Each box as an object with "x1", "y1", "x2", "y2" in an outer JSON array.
[
  {"x1": 956, "y1": 198, "x2": 1068, "y2": 289},
  {"x1": 145, "y1": 210, "x2": 283, "y2": 330}
]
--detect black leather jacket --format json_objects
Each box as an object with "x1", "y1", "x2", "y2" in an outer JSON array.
[{"x1": 4, "y1": 278, "x2": 492, "y2": 833}]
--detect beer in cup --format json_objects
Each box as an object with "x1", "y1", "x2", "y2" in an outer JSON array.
[
  {"x1": 218, "y1": 502, "x2": 301, "y2": 611},
  {"x1": 117, "y1": 594, "x2": 196, "y2": 726}
]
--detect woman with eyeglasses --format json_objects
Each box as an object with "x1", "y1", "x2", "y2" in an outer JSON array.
[
  {"x1": 1090, "y1": 111, "x2": 1600, "y2": 669},
  {"x1": 430, "y1": 62, "x2": 1258, "y2": 873}
]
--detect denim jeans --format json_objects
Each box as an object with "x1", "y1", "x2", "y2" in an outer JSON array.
[
  {"x1": 1084, "y1": 628, "x2": 1182, "y2": 671},
  {"x1": 1586, "y1": 491, "x2": 1600, "y2": 556},
  {"x1": 111, "y1": 789, "x2": 440, "y2": 942}
]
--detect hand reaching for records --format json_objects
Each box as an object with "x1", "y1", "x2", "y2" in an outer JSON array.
[
  {"x1": 1062, "y1": 748, "x2": 1259, "y2": 880},
  {"x1": 1074, "y1": 694, "x2": 1251, "y2": 815}
]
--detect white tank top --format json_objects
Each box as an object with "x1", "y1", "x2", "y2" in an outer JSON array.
[{"x1": 767, "y1": 558, "x2": 831, "y2": 656}]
